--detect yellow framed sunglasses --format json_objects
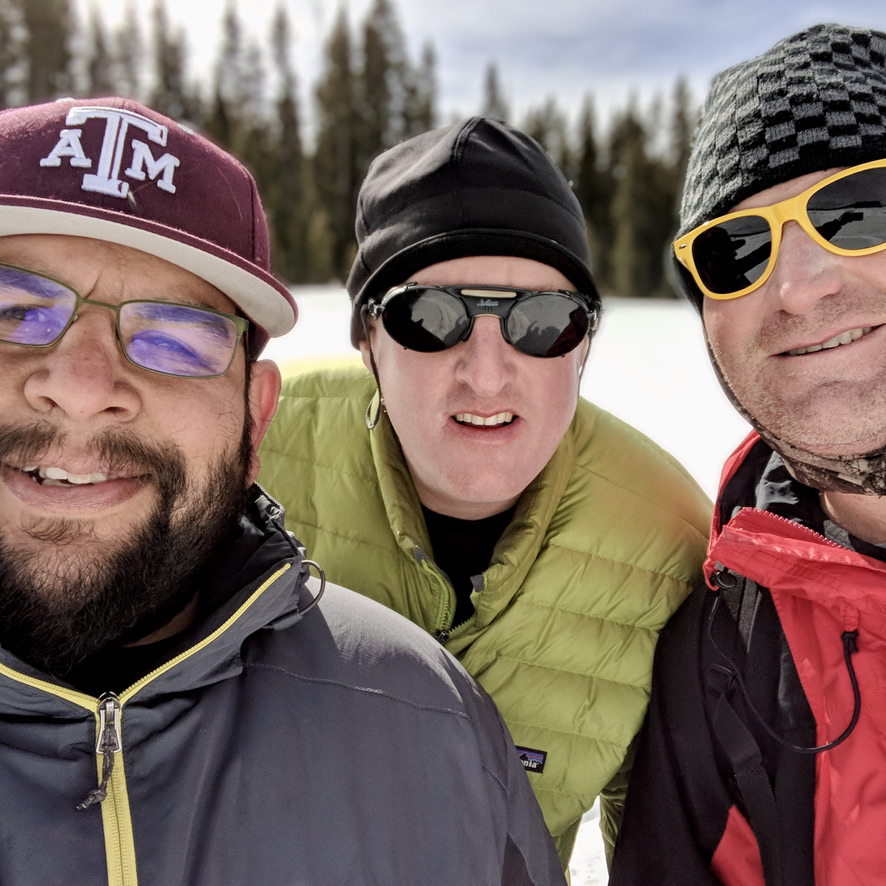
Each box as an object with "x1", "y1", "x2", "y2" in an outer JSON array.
[{"x1": 674, "y1": 158, "x2": 886, "y2": 300}]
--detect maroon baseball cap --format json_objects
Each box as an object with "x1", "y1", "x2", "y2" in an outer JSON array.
[{"x1": 0, "y1": 96, "x2": 296, "y2": 353}]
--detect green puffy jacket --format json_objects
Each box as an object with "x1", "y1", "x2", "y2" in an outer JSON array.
[{"x1": 259, "y1": 360, "x2": 711, "y2": 868}]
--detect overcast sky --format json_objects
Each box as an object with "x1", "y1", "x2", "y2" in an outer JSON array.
[{"x1": 80, "y1": 0, "x2": 884, "y2": 131}]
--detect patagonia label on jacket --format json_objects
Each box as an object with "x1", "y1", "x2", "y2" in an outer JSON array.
[{"x1": 516, "y1": 747, "x2": 547, "y2": 773}]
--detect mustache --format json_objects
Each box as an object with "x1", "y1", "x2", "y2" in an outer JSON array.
[{"x1": 0, "y1": 423, "x2": 185, "y2": 501}]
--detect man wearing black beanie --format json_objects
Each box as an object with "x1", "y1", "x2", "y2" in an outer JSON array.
[
  {"x1": 611, "y1": 22, "x2": 886, "y2": 886},
  {"x1": 259, "y1": 116, "x2": 711, "y2": 870}
]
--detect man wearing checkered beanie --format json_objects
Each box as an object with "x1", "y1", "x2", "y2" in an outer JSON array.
[{"x1": 609, "y1": 23, "x2": 886, "y2": 886}]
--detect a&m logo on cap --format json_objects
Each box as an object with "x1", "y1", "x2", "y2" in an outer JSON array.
[{"x1": 39, "y1": 106, "x2": 180, "y2": 199}]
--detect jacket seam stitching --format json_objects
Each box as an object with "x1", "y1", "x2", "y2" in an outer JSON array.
[{"x1": 245, "y1": 662, "x2": 473, "y2": 720}]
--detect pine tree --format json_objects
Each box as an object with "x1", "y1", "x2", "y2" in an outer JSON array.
[
  {"x1": 358, "y1": 0, "x2": 429, "y2": 160},
  {"x1": 480, "y1": 62, "x2": 509, "y2": 122},
  {"x1": 522, "y1": 98, "x2": 571, "y2": 173},
  {"x1": 314, "y1": 8, "x2": 361, "y2": 280},
  {"x1": 608, "y1": 98, "x2": 679, "y2": 298},
  {"x1": 148, "y1": 0, "x2": 191, "y2": 119},
  {"x1": 265, "y1": 3, "x2": 315, "y2": 283},
  {"x1": 660, "y1": 76, "x2": 699, "y2": 295},
  {"x1": 204, "y1": 0, "x2": 244, "y2": 147},
  {"x1": 0, "y1": 0, "x2": 25, "y2": 109},
  {"x1": 113, "y1": 1, "x2": 143, "y2": 99},
  {"x1": 609, "y1": 102, "x2": 649, "y2": 298},
  {"x1": 670, "y1": 76, "x2": 696, "y2": 186},
  {"x1": 402, "y1": 41, "x2": 436, "y2": 135},
  {"x1": 18, "y1": 0, "x2": 73, "y2": 102},
  {"x1": 574, "y1": 95, "x2": 613, "y2": 291},
  {"x1": 359, "y1": 0, "x2": 395, "y2": 153},
  {"x1": 83, "y1": 6, "x2": 113, "y2": 96}
]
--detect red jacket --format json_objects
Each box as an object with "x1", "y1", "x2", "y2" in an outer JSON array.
[{"x1": 610, "y1": 433, "x2": 886, "y2": 886}]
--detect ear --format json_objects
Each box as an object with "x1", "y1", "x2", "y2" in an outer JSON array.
[{"x1": 246, "y1": 359, "x2": 282, "y2": 483}]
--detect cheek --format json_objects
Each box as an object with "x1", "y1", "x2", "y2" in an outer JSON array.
[
  {"x1": 535, "y1": 358, "x2": 581, "y2": 430},
  {"x1": 703, "y1": 296, "x2": 764, "y2": 357},
  {"x1": 153, "y1": 379, "x2": 246, "y2": 462},
  {"x1": 375, "y1": 344, "x2": 446, "y2": 412},
  {"x1": 703, "y1": 302, "x2": 743, "y2": 369}
]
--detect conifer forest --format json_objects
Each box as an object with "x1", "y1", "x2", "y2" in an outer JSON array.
[{"x1": 5, "y1": 0, "x2": 700, "y2": 297}]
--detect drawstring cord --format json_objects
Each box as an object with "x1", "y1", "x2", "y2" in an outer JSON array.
[
  {"x1": 707, "y1": 570, "x2": 861, "y2": 754},
  {"x1": 77, "y1": 693, "x2": 122, "y2": 811},
  {"x1": 361, "y1": 304, "x2": 385, "y2": 429}
]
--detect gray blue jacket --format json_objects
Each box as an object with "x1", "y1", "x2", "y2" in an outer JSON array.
[{"x1": 0, "y1": 488, "x2": 564, "y2": 885}]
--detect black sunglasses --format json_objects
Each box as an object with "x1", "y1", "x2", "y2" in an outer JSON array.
[{"x1": 368, "y1": 284, "x2": 600, "y2": 358}]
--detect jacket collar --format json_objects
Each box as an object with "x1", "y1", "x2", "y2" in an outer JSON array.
[
  {"x1": 368, "y1": 409, "x2": 577, "y2": 618},
  {"x1": 0, "y1": 485, "x2": 310, "y2": 705}
]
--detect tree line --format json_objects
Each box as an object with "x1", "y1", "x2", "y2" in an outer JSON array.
[{"x1": 0, "y1": 0, "x2": 698, "y2": 297}]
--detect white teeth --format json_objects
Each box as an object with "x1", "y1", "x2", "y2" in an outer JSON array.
[
  {"x1": 787, "y1": 327, "x2": 872, "y2": 356},
  {"x1": 31, "y1": 466, "x2": 109, "y2": 486},
  {"x1": 455, "y1": 412, "x2": 515, "y2": 427}
]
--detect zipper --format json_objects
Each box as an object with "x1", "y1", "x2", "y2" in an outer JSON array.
[
  {"x1": 717, "y1": 506, "x2": 845, "y2": 549},
  {"x1": 707, "y1": 506, "x2": 849, "y2": 589},
  {"x1": 74, "y1": 692, "x2": 138, "y2": 886},
  {"x1": 0, "y1": 562, "x2": 294, "y2": 886},
  {"x1": 415, "y1": 552, "x2": 479, "y2": 645},
  {"x1": 77, "y1": 693, "x2": 122, "y2": 810},
  {"x1": 416, "y1": 550, "x2": 456, "y2": 643}
]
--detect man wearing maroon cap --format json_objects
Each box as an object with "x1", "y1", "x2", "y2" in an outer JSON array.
[{"x1": 0, "y1": 98, "x2": 564, "y2": 885}]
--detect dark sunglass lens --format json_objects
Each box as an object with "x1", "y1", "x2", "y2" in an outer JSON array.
[
  {"x1": 692, "y1": 216, "x2": 773, "y2": 294},
  {"x1": 507, "y1": 294, "x2": 588, "y2": 357},
  {"x1": 809, "y1": 167, "x2": 886, "y2": 250},
  {"x1": 382, "y1": 289, "x2": 469, "y2": 352},
  {"x1": 0, "y1": 266, "x2": 75, "y2": 345}
]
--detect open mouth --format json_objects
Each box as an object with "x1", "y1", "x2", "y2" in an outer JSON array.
[
  {"x1": 785, "y1": 326, "x2": 875, "y2": 356},
  {"x1": 22, "y1": 466, "x2": 111, "y2": 487},
  {"x1": 454, "y1": 411, "x2": 516, "y2": 428}
]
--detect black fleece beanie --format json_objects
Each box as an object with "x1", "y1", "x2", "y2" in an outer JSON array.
[{"x1": 346, "y1": 116, "x2": 597, "y2": 346}]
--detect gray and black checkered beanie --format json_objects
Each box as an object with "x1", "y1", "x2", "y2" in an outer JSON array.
[
  {"x1": 682, "y1": 23, "x2": 886, "y2": 495},
  {"x1": 678, "y1": 22, "x2": 886, "y2": 311},
  {"x1": 346, "y1": 116, "x2": 597, "y2": 347}
]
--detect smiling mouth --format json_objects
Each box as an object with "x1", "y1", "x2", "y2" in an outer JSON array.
[
  {"x1": 22, "y1": 466, "x2": 112, "y2": 487},
  {"x1": 785, "y1": 326, "x2": 875, "y2": 356},
  {"x1": 454, "y1": 411, "x2": 516, "y2": 428}
]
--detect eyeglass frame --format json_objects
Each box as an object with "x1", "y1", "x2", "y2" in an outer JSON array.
[
  {"x1": 674, "y1": 157, "x2": 886, "y2": 300},
  {"x1": 0, "y1": 261, "x2": 250, "y2": 378}
]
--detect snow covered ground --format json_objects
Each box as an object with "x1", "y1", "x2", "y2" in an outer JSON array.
[{"x1": 263, "y1": 286, "x2": 752, "y2": 882}]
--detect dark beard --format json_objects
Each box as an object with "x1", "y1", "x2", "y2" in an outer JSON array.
[{"x1": 0, "y1": 422, "x2": 251, "y2": 680}]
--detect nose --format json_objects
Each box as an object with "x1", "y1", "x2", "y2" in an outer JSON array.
[
  {"x1": 452, "y1": 315, "x2": 517, "y2": 396},
  {"x1": 21, "y1": 308, "x2": 141, "y2": 423},
  {"x1": 765, "y1": 221, "x2": 844, "y2": 314}
]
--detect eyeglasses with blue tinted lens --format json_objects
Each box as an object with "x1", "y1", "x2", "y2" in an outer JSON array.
[
  {"x1": 368, "y1": 283, "x2": 600, "y2": 358},
  {"x1": 0, "y1": 262, "x2": 249, "y2": 377},
  {"x1": 674, "y1": 158, "x2": 886, "y2": 300}
]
